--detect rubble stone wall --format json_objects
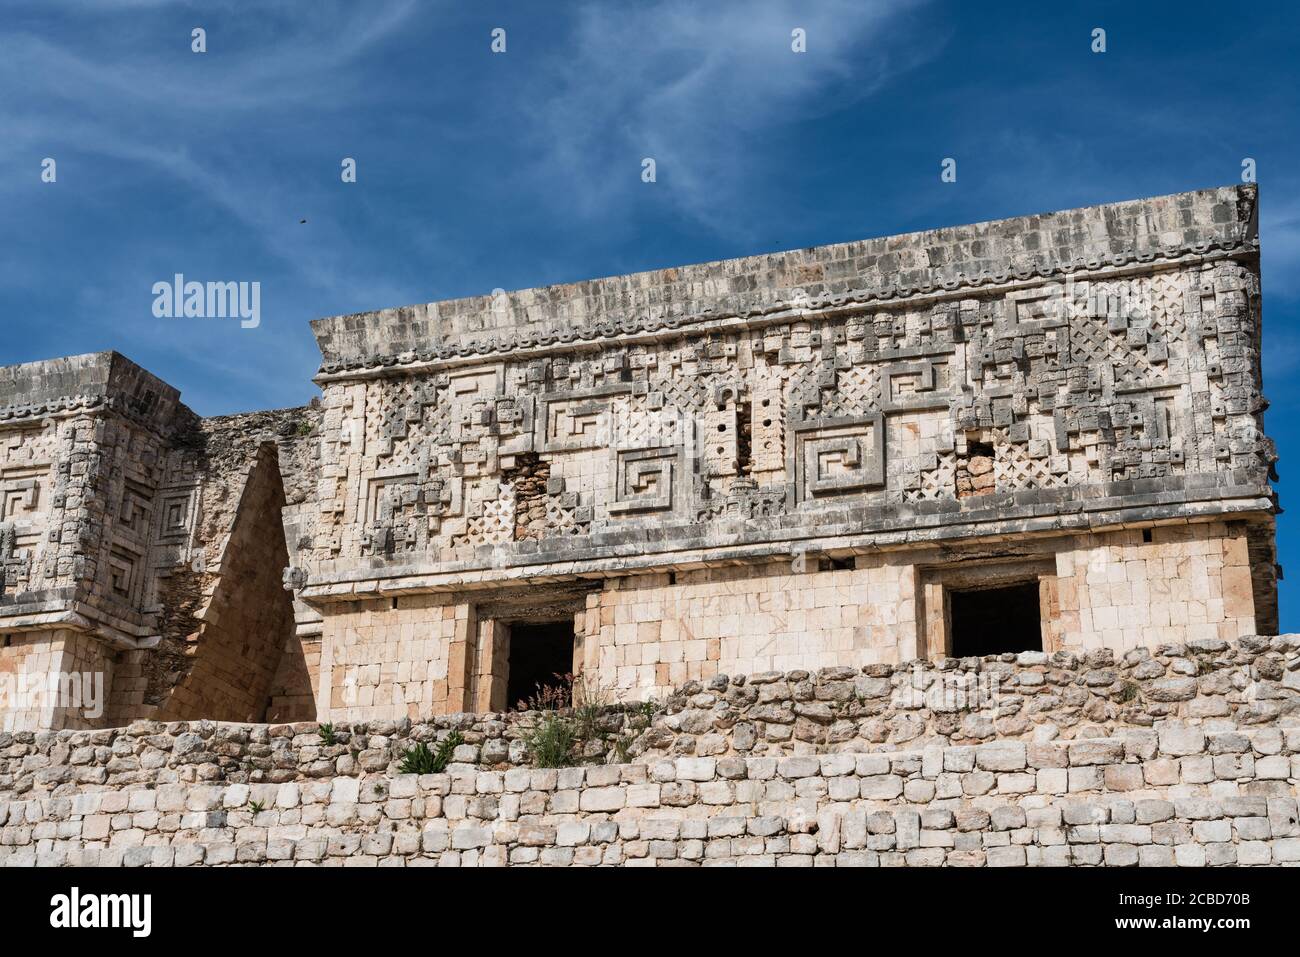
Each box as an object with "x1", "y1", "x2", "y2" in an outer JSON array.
[{"x1": 4, "y1": 635, "x2": 1295, "y2": 795}]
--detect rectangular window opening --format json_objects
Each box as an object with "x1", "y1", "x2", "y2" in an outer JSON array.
[
  {"x1": 506, "y1": 621, "x2": 576, "y2": 710},
  {"x1": 949, "y1": 580, "x2": 1042, "y2": 658}
]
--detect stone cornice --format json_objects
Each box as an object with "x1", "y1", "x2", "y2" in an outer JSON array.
[
  {"x1": 0, "y1": 351, "x2": 197, "y2": 439},
  {"x1": 313, "y1": 234, "x2": 1258, "y2": 383},
  {"x1": 311, "y1": 184, "x2": 1259, "y2": 380}
]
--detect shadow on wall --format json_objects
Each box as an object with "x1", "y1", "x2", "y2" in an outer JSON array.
[{"x1": 116, "y1": 441, "x2": 307, "y2": 723}]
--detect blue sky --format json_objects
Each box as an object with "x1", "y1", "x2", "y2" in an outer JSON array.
[{"x1": 3, "y1": 0, "x2": 1299, "y2": 625}]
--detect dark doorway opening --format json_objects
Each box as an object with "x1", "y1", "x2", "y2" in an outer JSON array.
[
  {"x1": 506, "y1": 621, "x2": 575, "y2": 709},
  {"x1": 949, "y1": 581, "x2": 1042, "y2": 657}
]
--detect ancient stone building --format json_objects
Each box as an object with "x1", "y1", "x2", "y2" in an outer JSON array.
[{"x1": 0, "y1": 185, "x2": 1279, "y2": 732}]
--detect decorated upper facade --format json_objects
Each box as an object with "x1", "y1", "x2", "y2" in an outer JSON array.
[
  {"x1": 295, "y1": 184, "x2": 1272, "y2": 598},
  {"x1": 0, "y1": 185, "x2": 1277, "y2": 728}
]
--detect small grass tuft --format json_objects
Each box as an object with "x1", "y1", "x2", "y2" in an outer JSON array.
[
  {"x1": 525, "y1": 713, "x2": 579, "y2": 768},
  {"x1": 397, "y1": 730, "x2": 464, "y2": 775}
]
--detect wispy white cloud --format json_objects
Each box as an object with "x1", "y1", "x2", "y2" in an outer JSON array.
[
  {"x1": 519, "y1": 0, "x2": 936, "y2": 238},
  {"x1": 0, "y1": 1, "x2": 422, "y2": 306},
  {"x1": 2, "y1": 0, "x2": 418, "y2": 113},
  {"x1": 0, "y1": 0, "x2": 430, "y2": 411}
]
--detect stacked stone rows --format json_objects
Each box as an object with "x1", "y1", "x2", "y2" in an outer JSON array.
[
  {"x1": 504, "y1": 455, "x2": 551, "y2": 540},
  {"x1": 1, "y1": 723, "x2": 1296, "y2": 867}
]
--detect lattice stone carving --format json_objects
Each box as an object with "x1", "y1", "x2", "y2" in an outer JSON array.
[
  {"x1": 993, "y1": 428, "x2": 1069, "y2": 491},
  {"x1": 544, "y1": 495, "x2": 590, "y2": 536},
  {"x1": 905, "y1": 451, "x2": 958, "y2": 503},
  {"x1": 818, "y1": 365, "x2": 879, "y2": 419},
  {"x1": 450, "y1": 482, "x2": 516, "y2": 547}
]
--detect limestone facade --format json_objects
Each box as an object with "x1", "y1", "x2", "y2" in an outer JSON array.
[{"x1": 0, "y1": 185, "x2": 1281, "y2": 730}]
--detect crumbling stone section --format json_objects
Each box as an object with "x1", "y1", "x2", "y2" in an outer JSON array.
[
  {"x1": 954, "y1": 437, "x2": 996, "y2": 499},
  {"x1": 502, "y1": 454, "x2": 551, "y2": 541},
  {"x1": 106, "y1": 409, "x2": 311, "y2": 724},
  {"x1": 0, "y1": 352, "x2": 319, "y2": 730},
  {"x1": 153, "y1": 446, "x2": 293, "y2": 721}
]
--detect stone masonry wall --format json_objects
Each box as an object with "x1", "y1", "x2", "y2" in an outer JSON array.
[
  {"x1": 316, "y1": 594, "x2": 470, "y2": 723},
  {"x1": 1058, "y1": 521, "x2": 1257, "y2": 653},
  {"x1": 576, "y1": 520, "x2": 1258, "y2": 701},
  {"x1": 2, "y1": 725, "x2": 1298, "y2": 867},
  {"x1": 2, "y1": 636, "x2": 1298, "y2": 866},
  {"x1": 266, "y1": 636, "x2": 321, "y2": 725},
  {"x1": 584, "y1": 560, "x2": 916, "y2": 695},
  {"x1": 0, "y1": 629, "x2": 112, "y2": 732},
  {"x1": 4, "y1": 635, "x2": 1296, "y2": 796},
  {"x1": 315, "y1": 517, "x2": 1262, "y2": 724}
]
